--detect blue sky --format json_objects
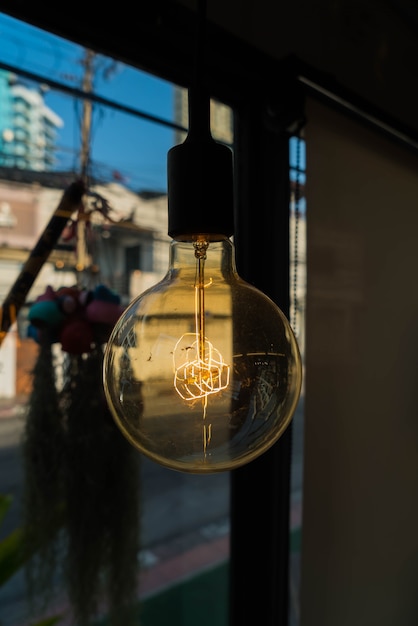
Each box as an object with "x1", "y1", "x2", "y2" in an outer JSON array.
[
  {"x1": 0, "y1": 12, "x2": 306, "y2": 194},
  {"x1": 0, "y1": 12, "x2": 178, "y2": 191}
]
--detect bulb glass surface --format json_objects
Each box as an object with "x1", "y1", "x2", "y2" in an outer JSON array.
[{"x1": 103, "y1": 237, "x2": 302, "y2": 473}]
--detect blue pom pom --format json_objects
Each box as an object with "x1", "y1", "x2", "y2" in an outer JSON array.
[
  {"x1": 27, "y1": 324, "x2": 40, "y2": 342},
  {"x1": 28, "y1": 300, "x2": 66, "y2": 327},
  {"x1": 93, "y1": 284, "x2": 121, "y2": 304}
]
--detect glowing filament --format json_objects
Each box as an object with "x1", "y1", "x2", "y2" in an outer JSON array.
[
  {"x1": 173, "y1": 238, "x2": 230, "y2": 400},
  {"x1": 173, "y1": 333, "x2": 230, "y2": 400}
]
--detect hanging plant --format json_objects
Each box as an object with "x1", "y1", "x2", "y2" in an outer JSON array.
[
  {"x1": 21, "y1": 331, "x2": 66, "y2": 614},
  {"x1": 22, "y1": 283, "x2": 141, "y2": 626}
]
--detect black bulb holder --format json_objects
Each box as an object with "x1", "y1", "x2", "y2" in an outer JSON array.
[{"x1": 167, "y1": 86, "x2": 234, "y2": 239}]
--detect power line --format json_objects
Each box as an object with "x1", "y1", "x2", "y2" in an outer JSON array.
[{"x1": 0, "y1": 60, "x2": 187, "y2": 134}]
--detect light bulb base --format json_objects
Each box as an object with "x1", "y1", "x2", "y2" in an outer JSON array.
[{"x1": 167, "y1": 138, "x2": 234, "y2": 238}]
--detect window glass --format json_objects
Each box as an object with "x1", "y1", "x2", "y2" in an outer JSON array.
[
  {"x1": 0, "y1": 12, "x2": 230, "y2": 626},
  {"x1": 289, "y1": 134, "x2": 306, "y2": 626}
]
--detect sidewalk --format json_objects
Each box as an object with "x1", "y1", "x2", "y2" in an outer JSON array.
[
  {"x1": 1, "y1": 395, "x2": 304, "y2": 626},
  {"x1": 139, "y1": 497, "x2": 302, "y2": 597},
  {"x1": 16, "y1": 503, "x2": 302, "y2": 626},
  {"x1": 0, "y1": 394, "x2": 28, "y2": 419}
]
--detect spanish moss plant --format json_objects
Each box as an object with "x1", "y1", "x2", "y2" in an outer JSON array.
[
  {"x1": 62, "y1": 346, "x2": 140, "y2": 626},
  {"x1": 22, "y1": 335, "x2": 66, "y2": 614},
  {"x1": 22, "y1": 342, "x2": 141, "y2": 626}
]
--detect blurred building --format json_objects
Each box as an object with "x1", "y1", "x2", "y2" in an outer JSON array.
[
  {"x1": 0, "y1": 70, "x2": 63, "y2": 171},
  {"x1": 0, "y1": 170, "x2": 171, "y2": 397}
]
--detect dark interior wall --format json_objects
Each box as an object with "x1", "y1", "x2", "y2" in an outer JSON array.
[
  {"x1": 302, "y1": 93, "x2": 418, "y2": 626},
  {"x1": 175, "y1": 0, "x2": 418, "y2": 135},
  {"x1": 1, "y1": 0, "x2": 417, "y2": 135}
]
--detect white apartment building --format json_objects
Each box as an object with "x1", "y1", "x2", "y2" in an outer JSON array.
[{"x1": 0, "y1": 71, "x2": 63, "y2": 171}]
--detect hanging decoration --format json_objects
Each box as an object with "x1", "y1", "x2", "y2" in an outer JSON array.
[
  {"x1": 18, "y1": 186, "x2": 141, "y2": 626},
  {"x1": 27, "y1": 283, "x2": 125, "y2": 354},
  {"x1": 0, "y1": 180, "x2": 85, "y2": 345},
  {"x1": 102, "y1": 0, "x2": 302, "y2": 473}
]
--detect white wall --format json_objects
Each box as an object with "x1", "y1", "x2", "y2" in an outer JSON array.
[{"x1": 0, "y1": 326, "x2": 16, "y2": 398}]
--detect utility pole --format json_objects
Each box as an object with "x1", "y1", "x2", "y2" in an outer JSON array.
[
  {"x1": 80, "y1": 48, "x2": 95, "y2": 180},
  {"x1": 76, "y1": 48, "x2": 96, "y2": 277}
]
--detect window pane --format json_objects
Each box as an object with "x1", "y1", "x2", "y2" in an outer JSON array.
[
  {"x1": 289, "y1": 134, "x2": 306, "y2": 626},
  {"x1": 0, "y1": 12, "x2": 231, "y2": 626}
]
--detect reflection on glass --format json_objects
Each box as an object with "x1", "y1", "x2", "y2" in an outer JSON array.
[{"x1": 104, "y1": 236, "x2": 302, "y2": 474}]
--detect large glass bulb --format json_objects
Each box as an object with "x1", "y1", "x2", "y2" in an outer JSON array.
[{"x1": 103, "y1": 234, "x2": 302, "y2": 473}]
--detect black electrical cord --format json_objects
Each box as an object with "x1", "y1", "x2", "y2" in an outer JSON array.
[{"x1": 167, "y1": 0, "x2": 234, "y2": 239}]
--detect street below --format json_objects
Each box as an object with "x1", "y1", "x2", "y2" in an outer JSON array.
[{"x1": 0, "y1": 398, "x2": 304, "y2": 625}]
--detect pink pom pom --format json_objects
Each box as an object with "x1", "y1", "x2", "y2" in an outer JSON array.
[
  {"x1": 60, "y1": 319, "x2": 94, "y2": 354},
  {"x1": 86, "y1": 300, "x2": 124, "y2": 326}
]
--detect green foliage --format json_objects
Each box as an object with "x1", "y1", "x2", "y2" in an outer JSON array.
[
  {"x1": 0, "y1": 527, "x2": 25, "y2": 588},
  {"x1": 0, "y1": 494, "x2": 62, "y2": 626},
  {"x1": 0, "y1": 494, "x2": 12, "y2": 525},
  {"x1": 0, "y1": 494, "x2": 25, "y2": 587},
  {"x1": 30, "y1": 618, "x2": 61, "y2": 626}
]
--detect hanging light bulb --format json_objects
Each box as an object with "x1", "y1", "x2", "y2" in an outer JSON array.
[
  {"x1": 103, "y1": 0, "x2": 301, "y2": 472},
  {"x1": 103, "y1": 80, "x2": 302, "y2": 472}
]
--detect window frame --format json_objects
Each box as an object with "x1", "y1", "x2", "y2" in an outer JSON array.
[{"x1": 0, "y1": 4, "x2": 297, "y2": 625}]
